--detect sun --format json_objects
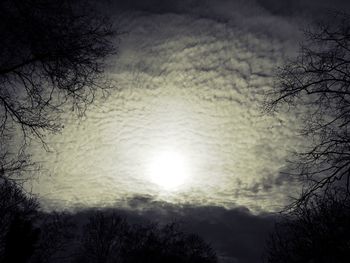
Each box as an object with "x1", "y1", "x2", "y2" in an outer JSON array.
[{"x1": 149, "y1": 151, "x2": 188, "y2": 190}]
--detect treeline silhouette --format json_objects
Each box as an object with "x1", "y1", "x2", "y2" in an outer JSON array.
[
  {"x1": 263, "y1": 11, "x2": 350, "y2": 263},
  {"x1": 0, "y1": 179, "x2": 218, "y2": 263},
  {"x1": 264, "y1": 191, "x2": 350, "y2": 263}
]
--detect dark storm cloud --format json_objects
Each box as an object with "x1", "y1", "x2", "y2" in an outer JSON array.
[
  {"x1": 71, "y1": 197, "x2": 276, "y2": 263},
  {"x1": 105, "y1": 0, "x2": 191, "y2": 13},
  {"x1": 256, "y1": 0, "x2": 350, "y2": 16},
  {"x1": 108, "y1": 0, "x2": 350, "y2": 17}
]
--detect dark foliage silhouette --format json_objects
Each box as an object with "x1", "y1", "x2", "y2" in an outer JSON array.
[
  {"x1": 264, "y1": 12, "x2": 350, "y2": 206},
  {"x1": 0, "y1": 179, "x2": 38, "y2": 261},
  {"x1": 0, "y1": 0, "x2": 117, "y2": 178},
  {"x1": 30, "y1": 213, "x2": 77, "y2": 263},
  {"x1": 3, "y1": 214, "x2": 40, "y2": 263},
  {"x1": 264, "y1": 191, "x2": 350, "y2": 263}
]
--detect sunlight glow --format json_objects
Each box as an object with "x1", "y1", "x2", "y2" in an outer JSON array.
[{"x1": 149, "y1": 151, "x2": 188, "y2": 190}]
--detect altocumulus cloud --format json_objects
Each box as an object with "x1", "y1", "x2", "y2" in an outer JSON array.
[
  {"x1": 24, "y1": 1, "x2": 350, "y2": 263},
  {"x1": 28, "y1": 0, "x2": 350, "y2": 213}
]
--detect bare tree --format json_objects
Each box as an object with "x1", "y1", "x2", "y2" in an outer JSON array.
[
  {"x1": 264, "y1": 191, "x2": 350, "y2": 263},
  {"x1": 122, "y1": 222, "x2": 218, "y2": 263},
  {"x1": 265, "y1": 12, "x2": 350, "y2": 205},
  {"x1": 77, "y1": 212, "x2": 129, "y2": 263},
  {"x1": 0, "y1": 0, "x2": 118, "y2": 177},
  {"x1": 75, "y1": 213, "x2": 218, "y2": 263}
]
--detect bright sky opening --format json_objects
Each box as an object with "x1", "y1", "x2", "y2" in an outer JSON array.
[{"x1": 149, "y1": 150, "x2": 188, "y2": 190}]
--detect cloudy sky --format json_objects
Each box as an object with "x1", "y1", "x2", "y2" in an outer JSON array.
[{"x1": 25, "y1": 1, "x2": 350, "y2": 262}]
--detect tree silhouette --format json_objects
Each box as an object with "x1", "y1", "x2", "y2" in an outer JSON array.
[
  {"x1": 3, "y1": 214, "x2": 40, "y2": 263},
  {"x1": 0, "y1": 1, "x2": 118, "y2": 258},
  {"x1": 0, "y1": 0, "x2": 117, "y2": 178},
  {"x1": 264, "y1": 12, "x2": 350, "y2": 206},
  {"x1": 75, "y1": 212, "x2": 218, "y2": 263},
  {"x1": 264, "y1": 191, "x2": 350, "y2": 263},
  {"x1": 76, "y1": 212, "x2": 128, "y2": 263},
  {"x1": 30, "y1": 212, "x2": 77, "y2": 263},
  {"x1": 122, "y1": 223, "x2": 217, "y2": 263},
  {"x1": 0, "y1": 179, "x2": 38, "y2": 261}
]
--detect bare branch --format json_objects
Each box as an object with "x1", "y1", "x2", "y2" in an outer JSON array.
[{"x1": 264, "y1": 12, "x2": 350, "y2": 206}]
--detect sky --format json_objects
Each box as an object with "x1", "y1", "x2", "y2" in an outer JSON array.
[{"x1": 25, "y1": 0, "x2": 350, "y2": 262}]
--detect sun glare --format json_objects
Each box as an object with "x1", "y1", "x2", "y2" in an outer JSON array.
[{"x1": 149, "y1": 151, "x2": 188, "y2": 190}]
